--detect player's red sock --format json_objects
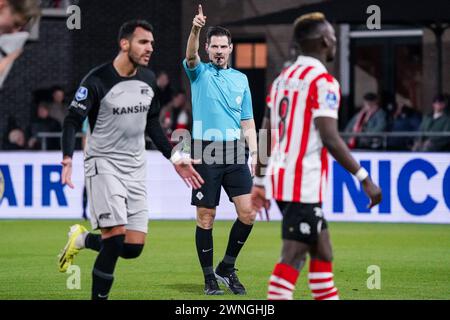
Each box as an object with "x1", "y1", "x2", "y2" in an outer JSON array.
[
  {"x1": 267, "y1": 263, "x2": 299, "y2": 300},
  {"x1": 308, "y1": 259, "x2": 339, "y2": 300}
]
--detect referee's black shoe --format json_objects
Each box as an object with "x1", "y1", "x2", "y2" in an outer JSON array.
[
  {"x1": 204, "y1": 278, "x2": 224, "y2": 295},
  {"x1": 215, "y1": 267, "x2": 246, "y2": 295}
]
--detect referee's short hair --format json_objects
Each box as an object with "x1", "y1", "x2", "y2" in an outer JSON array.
[
  {"x1": 206, "y1": 26, "x2": 232, "y2": 44},
  {"x1": 293, "y1": 12, "x2": 328, "y2": 45},
  {"x1": 118, "y1": 19, "x2": 154, "y2": 43}
]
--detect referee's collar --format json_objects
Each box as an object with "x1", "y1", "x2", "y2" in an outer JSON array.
[
  {"x1": 295, "y1": 55, "x2": 327, "y2": 73},
  {"x1": 209, "y1": 62, "x2": 231, "y2": 72}
]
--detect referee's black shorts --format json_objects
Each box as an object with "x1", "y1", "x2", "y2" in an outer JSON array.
[{"x1": 191, "y1": 139, "x2": 253, "y2": 208}]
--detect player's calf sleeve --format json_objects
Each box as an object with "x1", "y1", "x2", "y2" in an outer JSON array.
[
  {"x1": 308, "y1": 259, "x2": 339, "y2": 300},
  {"x1": 92, "y1": 234, "x2": 125, "y2": 300},
  {"x1": 219, "y1": 219, "x2": 253, "y2": 270},
  {"x1": 85, "y1": 233, "x2": 102, "y2": 252},
  {"x1": 120, "y1": 243, "x2": 144, "y2": 259},
  {"x1": 195, "y1": 226, "x2": 214, "y2": 280},
  {"x1": 267, "y1": 263, "x2": 299, "y2": 300}
]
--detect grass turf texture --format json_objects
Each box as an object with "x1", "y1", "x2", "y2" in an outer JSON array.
[{"x1": 0, "y1": 220, "x2": 448, "y2": 300}]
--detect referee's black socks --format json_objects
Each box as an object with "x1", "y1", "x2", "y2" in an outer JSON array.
[
  {"x1": 91, "y1": 234, "x2": 124, "y2": 300},
  {"x1": 217, "y1": 219, "x2": 253, "y2": 273},
  {"x1": 195, "y1": 226, "x2": 215, "y2": 281}
]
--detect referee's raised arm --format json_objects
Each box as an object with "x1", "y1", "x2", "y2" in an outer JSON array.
[{"x1": 186, "y1": 4, "x2": 206, "y2": 68}]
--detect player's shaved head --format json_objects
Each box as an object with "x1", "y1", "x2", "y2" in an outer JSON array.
[{"x1": 292, "y1": 12, "x2": 336, "y2": 62}]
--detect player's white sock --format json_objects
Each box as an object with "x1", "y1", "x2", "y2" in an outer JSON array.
[{"x1": 75, "y1": 231, "x2": 88, "y2": 249}]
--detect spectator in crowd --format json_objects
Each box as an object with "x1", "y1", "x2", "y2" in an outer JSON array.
[
  {"x1": 3, "y1": 127, "x2": 25, "y2": 150},
  {"x1": 159, "y1": 89, "x2": 191, "y2": 140},
  {"x1": 0, "y1": 1, "x2": 40, "y2": 80},
  {"x1": 413, "y1": 94, "x2": 450, "y2": 152},
  {"x1": 48, "y1": 85, "x2": 67, "y2": 126},
  {"x1": 1, "y1": 114, "x2": 18, "y2": 147},
  {"x1": 27, "y1": 102, "x2": 61, "y2": 150},
  {"x1": 345, "y1": 92, "x2": 387, "y2": 149},
  {"x1": 156, "y1": 70, "x2": 173, "y2": 107},
  {"x1": 387, "y1": 104, "x2": 422, "y2": 150},
  {"x1": 0, "y1": 0, "x2": 40, "y2": 35}
]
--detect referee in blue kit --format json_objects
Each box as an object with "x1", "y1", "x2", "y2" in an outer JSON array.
[{"x1": 183, "y1": 5, "x2": 258, "y2": 295}]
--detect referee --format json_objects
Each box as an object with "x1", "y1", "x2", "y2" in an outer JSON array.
[{"x1": 184, "y1": 5, "x2": 257, "y2": 295}]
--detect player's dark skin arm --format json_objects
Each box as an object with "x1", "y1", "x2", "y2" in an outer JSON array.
[{"x1": 314, "y1": 117, "x2": 382, "y2": 208}]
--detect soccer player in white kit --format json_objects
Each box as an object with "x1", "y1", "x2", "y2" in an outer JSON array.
[
  {"x1": 58, "y1": 20, "x2": 204, "y2": 300},
  {"x1": 251, "y1": 13, "x2": 382, "y2": 300}
]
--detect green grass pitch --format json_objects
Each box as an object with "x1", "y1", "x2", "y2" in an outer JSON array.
[{"x1": 0, "y1": 220, "x2": 449, "y2": 300}]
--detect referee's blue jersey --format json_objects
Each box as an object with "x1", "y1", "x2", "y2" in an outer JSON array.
[{"x1": 183, "y1": 59, "x2": 253, "y2": 141}]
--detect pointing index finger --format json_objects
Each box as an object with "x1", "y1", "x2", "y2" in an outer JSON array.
[{"x1": 198, "y1": 4, "x2": 203, "y2": 16}]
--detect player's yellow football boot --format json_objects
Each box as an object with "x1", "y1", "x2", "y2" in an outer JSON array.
[{"x1": 58, "y1": 224, "x2": 87, "y2": 273}]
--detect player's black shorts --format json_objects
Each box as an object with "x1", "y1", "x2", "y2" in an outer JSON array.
[
  {"x1": 191, "y1": 139, "x2": 253, "y2": 208},
  {"x1": 276, "y1": 201, "x2": 328, "y2": 245}
]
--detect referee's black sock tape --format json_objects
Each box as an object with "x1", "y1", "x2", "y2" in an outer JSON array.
[
  {"x1": 92, "y1": 234, "x2": 124, "y2": 300},
  {"x1": 195, "y1": 226, "x2": 215, "y2": 280}
]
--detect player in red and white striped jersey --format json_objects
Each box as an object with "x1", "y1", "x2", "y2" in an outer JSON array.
[
  {"x1": 252, "y1": 12, "x2": 382, "y2": 300},
  {"x1": 266, "y1": 55, "x2": 341, "y2": 203}
]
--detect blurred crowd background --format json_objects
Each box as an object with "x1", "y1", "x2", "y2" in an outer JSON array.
[{"x1": 1, "y1": 0, "x2": 449, "y2": 152}]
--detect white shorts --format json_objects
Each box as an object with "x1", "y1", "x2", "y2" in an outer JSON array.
[{"x1": 86, "y1": 174, "x2": 148, "y2": 233}]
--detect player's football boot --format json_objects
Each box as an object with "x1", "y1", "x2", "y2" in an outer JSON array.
[
  {"x1": 215, "y1": 267, "x2": 246, "y2": 295},
  {"x1": 58, "y1": 224, "x2": 87, "y2": 272},
  {"x1": 204, "y1": 278, "x2": 224, "y2": 295}
]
